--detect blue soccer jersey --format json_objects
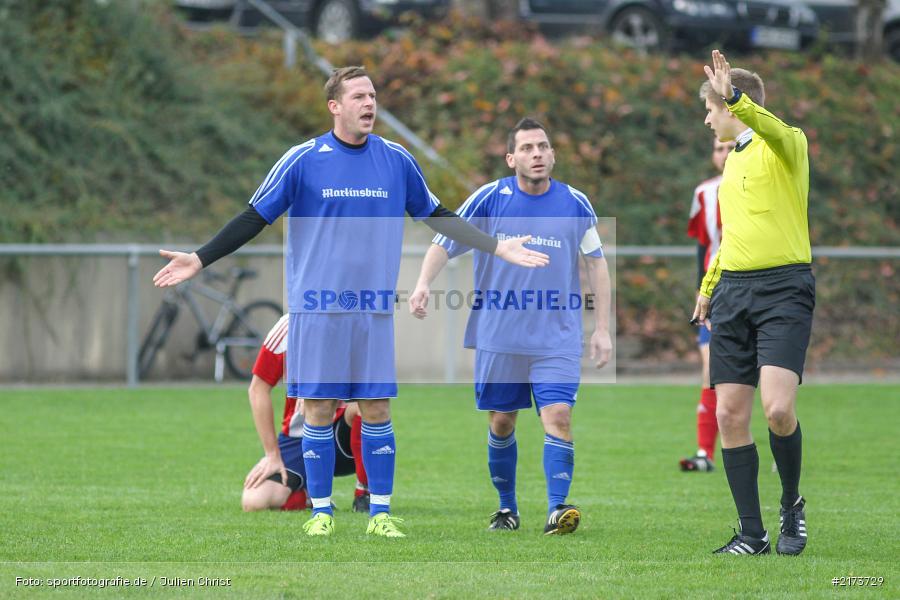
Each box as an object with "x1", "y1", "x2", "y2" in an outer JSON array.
[
  {"x1": 436, "y1": 177, "x2": 603, "y2": 357},
  {"x1": 250, "y1": 132, "x2": 439, "y2": 313}
]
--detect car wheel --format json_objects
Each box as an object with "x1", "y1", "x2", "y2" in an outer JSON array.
[
  {"x1": 885, "y1": 26, "x2": 900, "y2": 63},
  {"x1": 609, "y1": 7, "x2": 667, "y2": 52},
  {"x1": 315, "y1": 0, "x2": 359, "y2": 44}
]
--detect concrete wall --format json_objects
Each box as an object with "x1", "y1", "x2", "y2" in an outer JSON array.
[{"x1": 0, "y1": 234, "x2": 616, "y2": 384}]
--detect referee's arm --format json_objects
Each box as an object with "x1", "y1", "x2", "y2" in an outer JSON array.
[
  {"x1": 725, "y1": 91, "x2": 806, "y2": 170},
  {"x1": 699, "y1": 249, "x2": 722, "y2": 299}
]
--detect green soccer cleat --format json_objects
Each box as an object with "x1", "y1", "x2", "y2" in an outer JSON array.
[
  {"x1": 302, "y1": 512, "x2": 335, "y2": 536},
  {"x1": 366, "y1": 512, "x2": 406, "y2": 538}
]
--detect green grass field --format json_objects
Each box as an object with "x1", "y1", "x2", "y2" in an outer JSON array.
[{"x1": 1, "y1": 384, "x2": 897, "y2": 598}]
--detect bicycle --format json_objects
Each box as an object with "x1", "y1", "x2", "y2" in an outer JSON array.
[{"x1": 138, "y1": 267, "x2": 283, "y2": 381}]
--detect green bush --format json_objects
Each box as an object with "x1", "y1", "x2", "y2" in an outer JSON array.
[
  {"x1": 0, "y1": 0, "x2": 294, "y2": 242},
  {"x1": 321, "y1": 15, "x2": 899, "y2": 246},
  {"x1": 1, "y1": 5, "x2": 896, "y2": 361},
  {"x1": 317, "y1": 16, "x2": 900, "y2": 363}
]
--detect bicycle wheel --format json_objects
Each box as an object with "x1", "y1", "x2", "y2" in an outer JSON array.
[
  {"x1": 138, "y1": 301, "x2": 179, "y2": 379},
  {"x1": 223, "y1": 300, "x2": 284, "y2": 380}
]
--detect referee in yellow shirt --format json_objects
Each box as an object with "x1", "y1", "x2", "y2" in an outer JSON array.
[{"x1": 691, "y1": 50, "x2": 814, "y2": 557}]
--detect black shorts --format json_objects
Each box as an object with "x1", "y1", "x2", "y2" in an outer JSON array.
[
  {"x1": 332, "y1": 411, "x2": 356, "y2": 478},
  {"x1": 266, "y1": 408, "x2": 357, "y2": 490},
  {"x1": 709, "y1": 264, "x2": 815, "y2": 387}
]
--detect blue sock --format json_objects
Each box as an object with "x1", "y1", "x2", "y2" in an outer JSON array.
[
  {"x1": 487, "y1": 429, "x2": 518, "y2": 514},
  {"x1": 544, "y1": 434, "x2": 574, "y2": 514},
  {"x1": 302, "y1": 423, "x2": 335, "y2": 516},
  {"x1": 361, "y1": 420, "x2": 395, "y2": 517}
]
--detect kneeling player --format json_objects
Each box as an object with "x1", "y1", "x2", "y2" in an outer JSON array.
[{"x1": 241, "y1": 315, "x2": 370, "y2": 512}]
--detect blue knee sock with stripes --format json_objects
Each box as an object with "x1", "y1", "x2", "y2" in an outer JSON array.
[
  {"x1": 302, "y1": 423, "x2": 335, "y2": 516},
  {"x1": 488, "y1": 429, "x2": 518, "y2": 514},
  {"x1": 361, "y1": 420, "x2": 395, "y2": 516},
  {"x1": 544, "y1": 434, "x2": 574, "y2": 514}
]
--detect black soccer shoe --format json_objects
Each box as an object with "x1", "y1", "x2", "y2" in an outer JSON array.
[
  {"x1": 352, "y1": 492, "x2": 370, "y2": 514},
  {"x1": 777, "y1": 496, "x2": 808, "y2": 555},
  {"x1": 713, "y1": 529, "x2": 771, "y2": 555},
  {"x1": 543, "y1": 504, "x2": 581, "y2": 535},
  {"x1": 488, "y1": 509, "x2": 521, "y2": 531},
  {"x1": 679, "y1": 450, "x2": 715, "y2": 472}
]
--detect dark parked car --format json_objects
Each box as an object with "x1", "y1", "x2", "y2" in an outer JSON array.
[
  {"x1": 519, "y1": 0, "x2": 819, "y2": 52},
  {"x1": 802, "y1": 0, "x2": 900, "y2": 62},
  {"x1": 887, "y1": 0, "x2": 900, "y2": 61},
  {"x1": 175, "y1": 0, "x2": 450, "y2": 43}
]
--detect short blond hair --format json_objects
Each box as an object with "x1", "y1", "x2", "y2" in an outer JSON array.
[
  {"x1": 324, "y1": 66, "x2": 369, "y2": 102},
  {"x1": 699, "y1": 68, "x2": 765, "y2": 106}
]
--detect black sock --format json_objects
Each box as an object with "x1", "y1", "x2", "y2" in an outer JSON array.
[
  {"x1": 722, "y1": 443, "x2": 764, "y2": 538},
  {"x1": 769, "y1": 422, "x2": 802, "y2": 509}
]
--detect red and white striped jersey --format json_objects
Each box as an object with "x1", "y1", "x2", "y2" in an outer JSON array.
[
  {"x1": 251, "y1": 314, "x2": 345, "y2": 438},
  {"x1": 252, "y1": 314, "x2": 289, "y2": 387},
  {"x1": 687, "y1": 175, "x2": 723, "y2": 270}
]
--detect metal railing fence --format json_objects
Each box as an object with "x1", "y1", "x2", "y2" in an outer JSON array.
[{"x1": 1, "y1": 243, "x2": 896, "y2": 386}]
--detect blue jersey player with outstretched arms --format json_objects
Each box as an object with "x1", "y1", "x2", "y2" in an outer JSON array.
[
  {"x1": 153, "y1": 67, "x2": 550, "y2": 538},
  {"x1": 411, "y1": 118, "x2": 613, "y2": 535}
]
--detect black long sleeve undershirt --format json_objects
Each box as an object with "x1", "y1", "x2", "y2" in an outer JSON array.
[
  {"x1": 195, "y1": 206, "x2": 267, "y2": 267},
  {"x1": 194, "y1": 202, "x2": 499, "y2": 268},
  {"x1": 423, "y1": 205, "x2": 498, "y2": 254},
  {"x1": 697, "y1": 244, "x2": 708, "y2": 289}
]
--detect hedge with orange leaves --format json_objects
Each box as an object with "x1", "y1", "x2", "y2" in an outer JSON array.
[
  {"x1": 317, "y1": 16, "x2": 900, "y2": 364},
  {"x1": 4, "y1": 4, "x2": 897, "y2": 363}
]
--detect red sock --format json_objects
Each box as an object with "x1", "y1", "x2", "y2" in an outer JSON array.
[
  {"x1": 350, "y1": 414, "x2": 368, "y2": 495},
  {"x1": 280, "y1": 488, "x2": 308, "y2": 511},
  {"x1": 697, "y1": 387, "x2": 718, "y2": 460}
]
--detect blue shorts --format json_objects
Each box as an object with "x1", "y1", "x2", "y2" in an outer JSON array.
[
  {"x1": 286, "y1": 312, "x2": 397, "y2": 400},
  {"x1": 697, "y1": 322, "x2": 712, "y2": 346},
  {"x1": 278, "y1": 433, "x2": 307, "y2": 488},
  {"x1": 474, "y1": 350, "x2": 580, "y2": 414}
]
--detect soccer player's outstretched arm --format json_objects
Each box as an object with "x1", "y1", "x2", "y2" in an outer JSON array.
[
  {"x1": 154, "y1": 142, "x2": 305, "y2": 288},
  {"x1": 584, "y1": 255, "x2": 612, "y2": 368},
  {"x1": 494, "y1": 235, "x2": 549, "y2": 267},
  {"x1": 704, "y1": 49, "x2": 804, "y2": 169},
  {"x1": 244, "y1": 374, "x2": 288, "y2": 489},
  {"x1": 424, "y1": 206, "x2": 549, "y2": 268},
  {"x1": 152, "y1": 248, "x2": 204, "y2": 288},
  {"x1": 410, "y1": 244, "x2": 450, "y2": 320},
  {"x1": 153, "y1": 206, "x2": 268, "y2": 288},
  {"x1": 425, "y1": 207, "x2": 549, "y2": 268},
  {"x1": 402, "y1": 148, "x2": 549, "y2": 268}
]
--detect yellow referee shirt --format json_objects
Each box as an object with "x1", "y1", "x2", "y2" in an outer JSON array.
[{"x1": 699, "y1": 92, "x2": 811, "y2": 298}]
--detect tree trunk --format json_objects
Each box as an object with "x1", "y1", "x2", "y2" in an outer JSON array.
[{"x1": 856, "y1": 0, "x2": 887, "y2": 61}]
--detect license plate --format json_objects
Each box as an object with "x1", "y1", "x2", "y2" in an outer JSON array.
[{"x1": 751, "y1": 26, "x2": 800, "y2": 50}]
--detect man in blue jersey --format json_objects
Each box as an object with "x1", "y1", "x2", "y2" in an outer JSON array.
[
  {"x1": 410, "y1": 118, "x2": 612, "y2": 535},
  {"x1": 152, "y1": 67, "x2": 550, "y2": 538}
]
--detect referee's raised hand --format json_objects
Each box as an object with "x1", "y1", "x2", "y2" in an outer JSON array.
[
  {"x1": 704, "y1": 49, "x2": 733, "y2": 101},
  {"x1": 153, "y1": 249, "x2": 202, "y2": 288}
]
